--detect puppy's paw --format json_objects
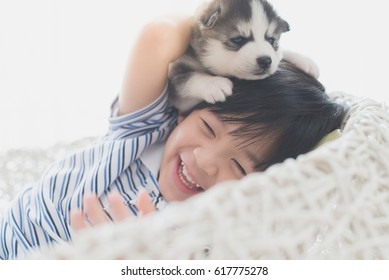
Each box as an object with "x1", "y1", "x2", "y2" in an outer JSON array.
[
  {"x1": 283, "y1": 50, "x2": 320, "y2": 79},
  {"x1": 200, "y1": 76, "x2": 233, "y2": 104}
]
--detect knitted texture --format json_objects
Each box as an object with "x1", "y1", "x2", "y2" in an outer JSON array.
[{"x1": 2, "y1": 92, "x2": 389, "y2": 259}]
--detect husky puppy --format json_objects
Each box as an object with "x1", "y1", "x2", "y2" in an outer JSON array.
[{"x1": 168, "y1": 0, "x2": 317, "y2": 112}]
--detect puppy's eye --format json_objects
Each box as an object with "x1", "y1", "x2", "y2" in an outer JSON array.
[
  {"x1": 230, "y1": 36, "x2": 247, "y2": 46},
  {"x1": 266, "y1": 36, "x2": 276, "y2": 46}
]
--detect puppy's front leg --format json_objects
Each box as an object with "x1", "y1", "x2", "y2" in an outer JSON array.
[
  {"x1": 283, "y1": 50, "x2": 320, "y2": 79},
  {"x1": 169, "y1": 72, "x2": 233, "y2": 112}
]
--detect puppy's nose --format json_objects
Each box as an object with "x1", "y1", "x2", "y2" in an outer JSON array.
[{"x1": 257, "y1": 56, "x2": 272, "y2": 69}]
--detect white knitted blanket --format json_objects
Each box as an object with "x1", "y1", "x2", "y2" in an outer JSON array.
[{"x1": 1, "y1": 91, "x2": 389, "y2": 259}]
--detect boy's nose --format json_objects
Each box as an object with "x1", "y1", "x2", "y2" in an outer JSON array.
[{"x1": 193, "y1": 147, "x2": 217, "y2": 176}]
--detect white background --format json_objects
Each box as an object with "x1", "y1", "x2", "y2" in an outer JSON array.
[{"x1": 1, "y1": 0, "x2": 388, "y2": 151}]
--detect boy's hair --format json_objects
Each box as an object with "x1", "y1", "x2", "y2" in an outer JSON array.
[{"x1": 194, "y1": 61, "x2": 348, "y2": 171}]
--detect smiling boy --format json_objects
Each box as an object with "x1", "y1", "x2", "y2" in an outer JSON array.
[{"x1": 0, "y1": 16, "x2": 346, "y2": 259}]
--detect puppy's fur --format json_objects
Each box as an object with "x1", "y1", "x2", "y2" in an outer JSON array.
[{"x1": 169, "y1": 0, "x2": 292, "y2": 112}]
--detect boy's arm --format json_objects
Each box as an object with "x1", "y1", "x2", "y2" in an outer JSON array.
[
  {"x1": 118, "y1": 16, "x2": 192, "y2": 116},
  {"x1": 282, "y1": 50, "x2": 320, "y2": 79}
]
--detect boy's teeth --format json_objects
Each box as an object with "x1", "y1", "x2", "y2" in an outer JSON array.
[
  {"x1": 179, "y1": 161, "x2": 203, "y2": 190},
  {"x1": 182, "y1": 163, "x2": 195, "y2": 184}
]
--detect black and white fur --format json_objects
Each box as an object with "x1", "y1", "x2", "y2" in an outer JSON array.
[{"x1": 168, "y1": 0, "x2": 318, "y2": 112}]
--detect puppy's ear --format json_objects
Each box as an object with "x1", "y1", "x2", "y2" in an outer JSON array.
[
  {"x1": 199, "y1": 0, "x2": 221, "y2": 29},
  {"x1": 279, "y1": 19, "x2": 290, "y2": 33}
]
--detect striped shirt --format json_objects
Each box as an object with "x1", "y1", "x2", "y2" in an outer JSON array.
[{"x1": 0, "y1": 88, "x2": 178, "y2": 259}]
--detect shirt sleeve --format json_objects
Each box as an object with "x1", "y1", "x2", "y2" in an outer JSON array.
[{"x1": 106, "y1": 86, "x2": 178, "y2": 140}]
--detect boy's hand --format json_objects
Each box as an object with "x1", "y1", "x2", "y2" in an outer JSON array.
[
  {"x1": 135, "y1": 190, "x2": 157, "y2": 216},
  {"x1": 283, "y1": 50, "x2": 320, "y2": 79},
  {"x1": 70, "y1": 191, "x2": 156, "y2": 232}
]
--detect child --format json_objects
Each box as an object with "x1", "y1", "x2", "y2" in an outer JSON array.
[{"x1": 0, "y1": 16, "x2": 347, "y2": 259}]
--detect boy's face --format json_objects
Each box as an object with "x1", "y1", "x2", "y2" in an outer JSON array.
[{"x1": 158, "y1": 108, "x2": 266, "y2": 202}]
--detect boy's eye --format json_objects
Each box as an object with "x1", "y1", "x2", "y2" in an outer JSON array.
[
  {"x1": 201, "y1": 118, "x2": 216, "y2": 138},
  {"x1": 231, "y1": 159, "x2": 247, "y2": 176}
]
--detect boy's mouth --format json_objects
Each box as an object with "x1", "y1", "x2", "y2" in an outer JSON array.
[{"x1": 177, "y1": 160, "x2": 204, "y2": 192}]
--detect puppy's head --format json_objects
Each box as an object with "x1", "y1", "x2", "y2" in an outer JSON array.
[{"x1": 192, "y1": 0, "x2": 289, "y2": 80}]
